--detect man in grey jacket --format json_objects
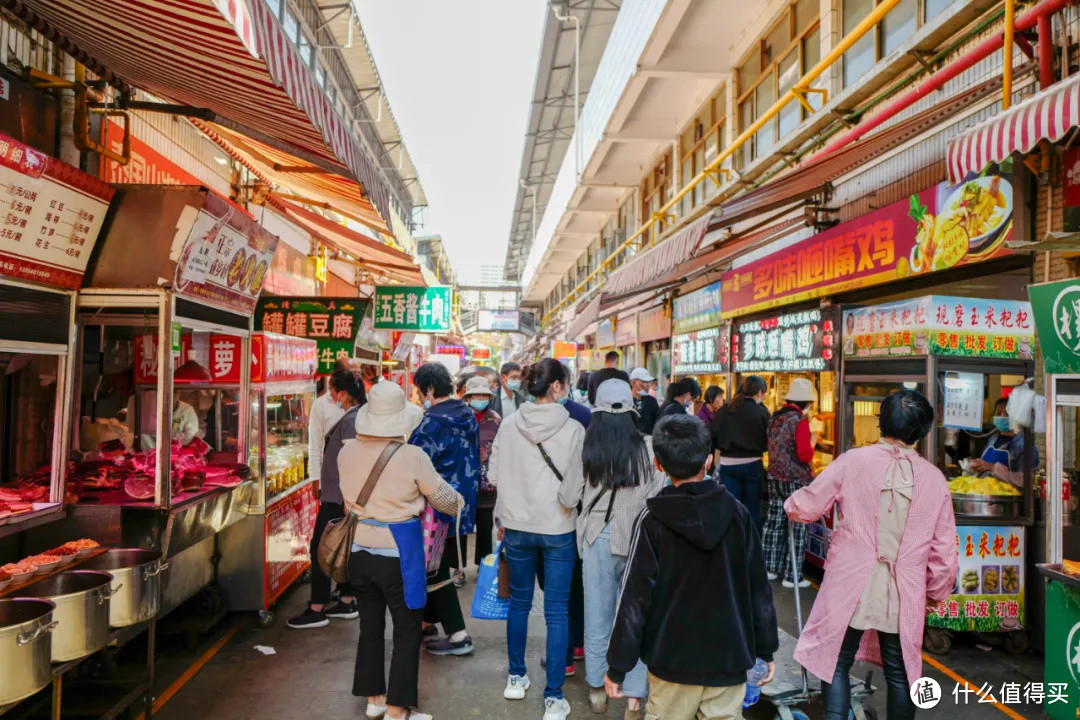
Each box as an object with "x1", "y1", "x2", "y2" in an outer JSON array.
[{"x1": 491, "y1": 361, "x2": 525, "y2": 417}]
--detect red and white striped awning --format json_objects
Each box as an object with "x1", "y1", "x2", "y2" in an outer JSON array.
[
  {"x1": 2, "y1": 0, "x2": 394, "y2": 225},
  {"x1": 601, "y1": 215, "x2": 712, "y2": 301},
  {"x1": 947, "y1": 72, "x2": 1080, "y2": 183}
]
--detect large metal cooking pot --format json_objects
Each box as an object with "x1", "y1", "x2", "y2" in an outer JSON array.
[
  {"x1": 0, "y1": 599, "x2": 56, "y2": 705},
  {"x1": 16, "y1": 571, "x2": 115, "y2": 662},
  {"x1": 81, "y1": 549, "x2": 167, "y2": 627}
]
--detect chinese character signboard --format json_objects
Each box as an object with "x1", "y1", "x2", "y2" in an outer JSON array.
[
  {"x1": 436, "y1": 345, "x2": 466, "y2": 360},
  {"x1": 478, "y1": 309, "x2": 519, "y2": 332},
  {"x1": 471, "y1": 347, "x2": 492, "y2": 361},
  {"x1": 732, "y1": 308, "x2": 839, "y2": 373},
  {"x1": 373, "y1": 285, "x2": 452, "y2": 332},
  {"x1": 614, "y1": 315, "x2": 637, "y2": 347},
  {"x1": 672, "y1": 326, "x2": 730, "y2": 375},
  {"x1": 927, "y1": 525, "x2": 1025, "y2": 632},
  {"x1": 0, "y1": 131, "x2": 114, "y2": 289},
  {"x1": 638, "y1": 305, "x2": 671, "y2": 342},
  {"x1": 843, "y1": 296, "x2": 1033, "y2": 360},
  {"x1": 673, "y1": 281, "x2": 721, "y2": 334},
  {"x1": 1027, "y1": 278, "x2": 1080, "y2": 373},
  {"x1": 104, "y1": 120, "x2": 202, "y2": 186},
  {"x1": 942, "y1": 371, "x2": 984, "y2": 432},
  {"x1": 256, "y1": 297, "x2": 369, "y2": 376},
  {"x1": 208, "y1": 334, "x2": 242, "y2": 383},
  {"x1": 721, "y1": 167, "x2": 1014, "y2": 318},
  {"x1": 174, "y1": 192, "x2": 278, "y2": 315},
  {"x1": 251, "y1": 333, "x2": 318, "y2": 384},
  {"x1": 134, "y1": 332, "x2": 191, "y2": 385},
  {"x1": 1064, "y1": 147, "x2": 1080, "y2": 232},
  {"x1": 551, "y1": 341, "x2": 577, "y2": 360}
]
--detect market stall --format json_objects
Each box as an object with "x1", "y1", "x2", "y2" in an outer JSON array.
[
  {"x1": 731, "y1": 306, "x2": 839, "y2": 567},
  {"x1": 671, "y1": 281, "x2": 729, "y2": 395},
  {"x1": 840, "y1": 294, "x2": 1035, "y2": 654},
  {"x1": 0, "y1": 132, "x2": 113, "y2": 543},
  {"x1": 638, "y1": 304, "x2": 671, "y2": 392},
  {"x1": 1028, "y1": 278, "x2": 1080, "y2": 717},
  {"x1": 218, "y1": 332, "x2": 318, "y2": 622},
  {"x1": 66, "y1": 185, "x2": 275, "y2": 616}
]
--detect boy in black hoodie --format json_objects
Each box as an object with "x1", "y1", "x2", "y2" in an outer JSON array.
[{"x1": 605, "y1": 414, "x2": 779, "y2": 719}]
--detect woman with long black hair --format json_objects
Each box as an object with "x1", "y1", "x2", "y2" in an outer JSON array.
[
  {"x1": 562, "y1": 378, "x2": 664, "y2": 719},
  {"x1": 711, "y1": 375, "x2": 770, "y2": 532}
]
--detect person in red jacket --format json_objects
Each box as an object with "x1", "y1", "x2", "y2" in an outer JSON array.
[{"x1": 762, "y1": 378, "x2": 817, "y2": 588}]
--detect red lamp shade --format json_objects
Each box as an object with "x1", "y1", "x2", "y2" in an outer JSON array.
[{"x1": 174, "y1": 358, "x2": 212, "y2": 383}]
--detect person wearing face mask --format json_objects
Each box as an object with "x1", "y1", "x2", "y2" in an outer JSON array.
[
  {"x1": 490, "y1": 358, "x2": 584, "y2": 720},
  {"x1": 289, "y1": 366, "x2": 366, "y2": 629},
  {"x1": 761, "y1": 378, "x2": 818, "y2": 589},
  {"x1": 410, "y1": 362, "x2": 480, "y2": 657},
  {"x1": 712, "y1": 375, "x2": 770, "y2": 533},
  {"x1": 462, "y1": 375, "x2": 501, "y2": 568},
  {"x1": 629, "y1": 368, "x2": 660, "y2": 435},
  {"x1": 657, "y1": 379, "x2": 694, "y2": 420},
  {"x1": 493, "y1": 362, "x2": 525, "y2": 418},
  {"x1": 968, "y1": 397, "x2": 1036, "y2": 489}
]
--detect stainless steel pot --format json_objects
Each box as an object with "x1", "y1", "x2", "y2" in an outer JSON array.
[
  {"x1": 81, "y1": 549, "x2": 167, "y2": 627},
  {"x1": 951, "y1": 493, "x2": 1023, "y2": 519},
  {"x1": 0, "y1": 599, "x2": 56, "y2": 705},
  {"x1": 16, "y1": 571, "x2": 116, "y2": 662}
]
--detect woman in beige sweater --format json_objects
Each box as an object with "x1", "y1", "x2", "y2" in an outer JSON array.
[{"x1": 337, "y1": 381, "x2": 462, "y2": 720}]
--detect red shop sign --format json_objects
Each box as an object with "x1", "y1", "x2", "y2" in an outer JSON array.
[
  {"x1": 209, "y1": 334, "x2": 243, "y2": 383},
  {"x1": 251, "y1": 332, "x2": 318, "y2": 384},
  {"x1": 134, "y1": 333, "x2": 190, "y2": 385}
]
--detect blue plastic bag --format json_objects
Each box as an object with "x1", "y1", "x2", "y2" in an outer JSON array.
[{"x1": 470, "y1": 544, "x2": 509, "y2": 621}]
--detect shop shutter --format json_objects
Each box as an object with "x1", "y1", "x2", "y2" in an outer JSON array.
[
  {"x1": 174, "y1": 298, "x2": 249, "y2": 332},
  {"x1": 0, "y1": 284, "x2": 71, "y2": 346}
]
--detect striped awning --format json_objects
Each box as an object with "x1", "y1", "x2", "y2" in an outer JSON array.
[
  {"x1": 2, "y1": 0, "x2": 394, "y2": 225},
  {"x1": 269, "y1": 198, "x2": 424, "y2": 286},
  {"x1": 196, "y1": 121, "x2": 391, "y2": 236},
  {"x1": 601, "y1": 215, "x2": 711, "y2": 301},
  {"x1": 947, "y1": 72, "x2": 1080, "y2": 183}
]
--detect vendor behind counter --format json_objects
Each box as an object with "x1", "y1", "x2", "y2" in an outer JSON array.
[{"x1": 949, "y1": 397, "x2": 1035, "y2": 490}]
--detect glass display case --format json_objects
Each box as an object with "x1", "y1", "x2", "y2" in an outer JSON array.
[{"x1": 251, "y1": 388, "x2": 312, "y2": 504}]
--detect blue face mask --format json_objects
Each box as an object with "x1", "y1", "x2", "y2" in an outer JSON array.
[
  {"x1": 422, "y1": 399, "x2": 432, "y2": 410},
  {"x1": 993, "y1": 415, "x2": 1011, "y2": 433},
  {"x1": 557, "y1": 394, "x2": 569, "y2": 405},
  {"x1": 470, "y1": 399, "x2": 490, "y2": 412},
  {"x1": 507, "y1": 378, "x2": 521, "y2": 392}
]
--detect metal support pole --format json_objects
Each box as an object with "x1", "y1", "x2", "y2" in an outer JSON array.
[
  {"x1": 1004, "y1": 0, "x2": 1016, "y2": 109},
  {"x1": 552, "y1": 5, "x2": 581, "y2": 182}
]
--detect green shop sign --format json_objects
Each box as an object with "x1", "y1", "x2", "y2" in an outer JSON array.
[
  {"x1": 373, "y1": 285, "x2": 453, "y2": 333},
  {"x1": 256, "y1": 296, "x2": 369, "y2": 376},
  {"x1": 1028, "y1": 278, "x2": 1080, "y2": 374}
]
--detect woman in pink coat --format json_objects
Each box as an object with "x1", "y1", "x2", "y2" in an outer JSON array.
[{"x1": 784, "y1": 389, "x2": 957, "y2": 719}]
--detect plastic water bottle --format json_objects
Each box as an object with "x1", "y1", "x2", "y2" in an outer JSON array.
[{"x1": 743, "y1": 658, "x2": 769, "y2": 708}]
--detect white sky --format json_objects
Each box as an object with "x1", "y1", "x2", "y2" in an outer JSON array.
[{"x1": 354, "y1": 0, "x2": 547, "y2": 286}]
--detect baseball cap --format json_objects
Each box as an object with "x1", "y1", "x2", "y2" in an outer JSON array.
[
  {"x1": 594, "y1": 379, "x2": 637, "y2": 414},
  {"x1": 629, "y1": 367, "x2": 656, "y2": 383}
]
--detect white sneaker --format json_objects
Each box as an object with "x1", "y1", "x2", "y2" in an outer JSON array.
[
  {"x1": 783, "y1": 578, "x2": 812, "y2": 588},
  {"x1": 543, "y1": 697, "x2": 571, "y2": 720},
  {"x1": 504, "y1": 674, "x2": 531, "y2": 700},
  {"x1": 766, "y1": 572, "x2": 779, "y2": 581}
]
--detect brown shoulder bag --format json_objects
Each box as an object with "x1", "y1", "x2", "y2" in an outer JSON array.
[{"x1": 317, "y1": 439, "x2": 402, "y2": 584}]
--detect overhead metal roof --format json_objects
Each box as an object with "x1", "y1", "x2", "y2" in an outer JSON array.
[
  {"x1": 503, "y1": 0, "x2": 622, "y2": 283},
  {"x1": 312, "y1": 0, "x2": 428, "y2": 211}
]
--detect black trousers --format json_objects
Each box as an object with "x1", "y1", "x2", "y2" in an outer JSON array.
[
  {"x1": 474, "y1": 506, "x2": 494, "y2": 565},
  {"x1": 310, "y1": 502, "x2": 356, "y2": 604},
  {"x1": 349, "y1": 550, "x2": 424, "y2": 709},
  {"x1": 537, "y1": 555, "x2": 584, "y2": 664},
  {"x1": 823, "y1": 627, "x2": 914, "y2": 720},
  {"x1": 422, "y1": 542, "x2": 467, "y2": 635}
]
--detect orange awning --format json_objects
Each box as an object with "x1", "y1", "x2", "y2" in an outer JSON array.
[
  {"x1": 270, "y1": 198, "x2": 423, "y2": 286},
  {"x1": 196, "y1": 121, "x2": 391, "y2": 237}
]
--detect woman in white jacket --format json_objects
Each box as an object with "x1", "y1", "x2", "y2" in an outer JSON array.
[{"x1": 490, "y1": 358, "x2": 583, "y2": 720}]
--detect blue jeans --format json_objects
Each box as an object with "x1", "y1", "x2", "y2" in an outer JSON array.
[
  {"x1": 582, "y1": 525, "x2": 648, "y2": 698},
  {"x1": 504, "y1": 529, "x2": 577, "y2": 700},
  {"x1": 720, "y1": 460, "x2": 764, "y2": 533}
]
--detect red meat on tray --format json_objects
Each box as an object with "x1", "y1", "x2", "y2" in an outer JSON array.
[
  {"x1": 0, "y1": 488, "x2": 22, "y2": 503},
  {"x1": 123, "y1": 474, "x2": 155, "y2": 501}
]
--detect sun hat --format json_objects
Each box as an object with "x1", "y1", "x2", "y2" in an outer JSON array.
[
  {"x1": 355, "y1": 380, "x2": 414, "y2": 438},
  {"x1": 594, "y1": 378, "x2": 637, "y2": 414},
  {"x1": 629, "y1": 367, "x2": 655, "y2": 383},
  {"x1": 462, "y1": 375, "x2": 495, "y2": 397},
  {"x1": 785, "y1": 378, "x2": 817, "y2": 403}
]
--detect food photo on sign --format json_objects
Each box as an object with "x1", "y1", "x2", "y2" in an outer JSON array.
[{"x1": 721, "y1": 162, "x2": 1015, "y2": 319}]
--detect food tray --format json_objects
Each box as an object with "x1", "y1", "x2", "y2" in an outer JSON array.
[{"x1": 951, "y1": 493, "x2": 1023, "y2": 519}]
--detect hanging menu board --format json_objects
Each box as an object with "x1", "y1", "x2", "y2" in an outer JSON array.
[
  {"x1": 732, "y1": 308, "x2": 839, "y2": 373},
  {"x1": 173, "y1": 192, "x2": 278, "y2": 315},
  {"x1": 0, "y1": 132, "x2": 113, "y2": 289}
]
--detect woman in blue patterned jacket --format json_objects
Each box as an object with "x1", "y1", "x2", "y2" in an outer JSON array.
[{"x1": 410, "y1": 362, "x2": 480, "y2": 657}]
